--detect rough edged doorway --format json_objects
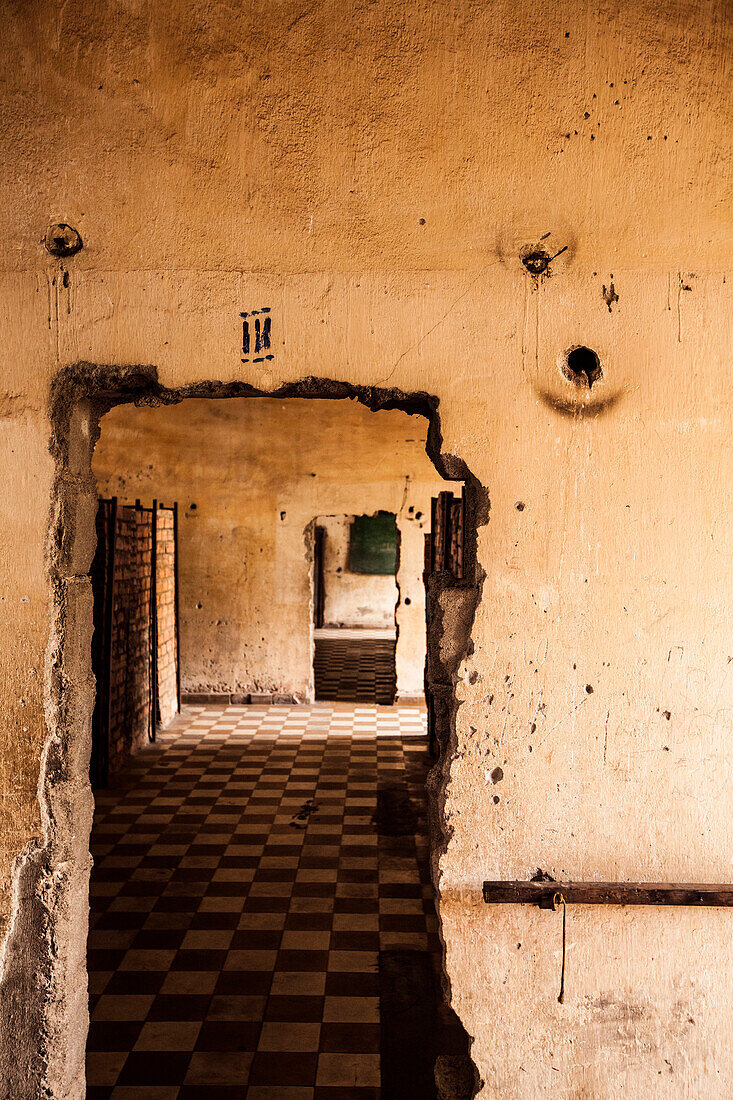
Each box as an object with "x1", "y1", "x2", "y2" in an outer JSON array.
[{"x1": 0, "y1": 365, "x2": 484, "y2": 1100}]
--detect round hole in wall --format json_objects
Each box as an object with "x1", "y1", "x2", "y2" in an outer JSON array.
[
  {"x1": 43, "y1": 222, "x2": 83, "y2": 257},
  {"x1": 562, "y1": 345, "x2": 603, "y2": 388},
  {"x1": 404, "y1": 597, "x2": 411, "y2": 605},
  {"x1": 521, "y1": 249, "x2": 551, "y2": 275}
]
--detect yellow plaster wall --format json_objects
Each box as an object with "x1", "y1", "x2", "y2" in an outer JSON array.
[
  {"x1": 318, "y1": 514, "x2": 399, "y2": 631},
  {"x1": 0, "y1": 1, "x2": 731, "y2": 1095}
]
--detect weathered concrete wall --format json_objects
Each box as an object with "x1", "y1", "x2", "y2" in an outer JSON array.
[
  {"x1": 0, "y1": 0, "x2": 731, "y2": 1096},
  {"x1": 92, "y1": 398, "x2": 440, "y2": 700},
  {"x1": 318, "y1": 514, "x2": 398, "y2": 630}
]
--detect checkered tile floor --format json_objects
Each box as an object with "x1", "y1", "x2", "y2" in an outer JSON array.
[
  {"x1": 313, "y1": 639, "x2": 396, "y2": 704},
  {"x1": 86, "y1": 703, "x2": 439, "y2": 1098}
]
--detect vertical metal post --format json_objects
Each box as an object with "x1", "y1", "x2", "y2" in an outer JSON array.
[
  {"x1": 102, "y1": 496, "x2": 117, "y2": 786},
  {"x1": 459, "y1": 483, "x2": 468, "y2": 580},
  {"x1": 429, "y1": 496, "x2": 438, "y2": 572},
  {"x1": 313, "y1": 525, "x2": 326, "y2": 629},
  {"x1": 149, "y1": 499, "x2": 158, "y2": 741},
  {"x1": 173, "y1": 501, "x2": 181, "y2": 712}
]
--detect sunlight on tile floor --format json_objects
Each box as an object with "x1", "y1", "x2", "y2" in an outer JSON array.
[{"x1": 86, "y1": 703, "x2": 439, "y2": 1098}]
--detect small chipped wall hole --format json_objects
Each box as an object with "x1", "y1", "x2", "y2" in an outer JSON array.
[
  {"x1": 521, "y1": 249, "x2": 551, "y2": 275},
  {"x1": 562, "y1": 346, "x2": 603, "y2": 388},
  {"x1": 43, "y1": 222, "x2": 83, "y2": 257}
]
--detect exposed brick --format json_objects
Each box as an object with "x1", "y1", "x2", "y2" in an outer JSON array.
[{"x1": 105, "y1": 503, "x2": 179, "y2": 775}]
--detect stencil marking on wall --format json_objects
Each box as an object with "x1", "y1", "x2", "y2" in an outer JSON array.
[{"x1": 240, "y1": 308, "x2": 274, "y2": 363}]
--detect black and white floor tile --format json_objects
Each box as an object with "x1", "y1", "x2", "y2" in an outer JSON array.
[
  {"x1": 86, "y1": 703, "x2": 467, "y2": 1099},
  {"x1": 313, "y1": 639, "x2": 397, "y2": 705}
]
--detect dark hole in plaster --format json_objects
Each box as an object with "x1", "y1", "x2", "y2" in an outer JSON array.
[
  {"x1": 563, "y1": 347, "x2": 603, "y2": 388},
  {"x1": 521, "y1": 249, "x2": 551, "y2": 275},
  {"x1": 490, "y1": 766, "x2": 504, "y2": 784},
  {"x1": 520, "y1": 241, "x2": 568, "y2": 277},
  {"x1": 44, "y1": 223, "x2": 83, "y2": 257},
  {"x1": 585, "y1": 684, "x2": 594, "y2": 694},
  {"x1": 515, "y1": 501, "x2": 525, "y2": 511},
  {"x1": 404, "y1": 596, "x2": 411, "y2": 605}
]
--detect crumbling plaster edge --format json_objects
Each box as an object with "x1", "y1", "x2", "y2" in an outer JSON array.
[
  {"x1": 0, "y1": 360, "x2": 487, "y2": 1098},
  {"x1": 424, "y1": 565, "x2": 488, "y2": 1100},
  {"x1": 0, "y1": 392, "x2": 100, "y2": 1097}
]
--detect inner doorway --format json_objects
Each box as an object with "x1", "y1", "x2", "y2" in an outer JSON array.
[
  {"x1": 313, "y1": 512, "x2": 398, "y2": 705},
  {"x1": 84, "y1": 390, "x2": 473, "y2": 1098}
]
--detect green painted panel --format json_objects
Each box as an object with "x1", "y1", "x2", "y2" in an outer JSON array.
[{"x1": 349, "y1": 512, "x2": 397, "y2": 575}]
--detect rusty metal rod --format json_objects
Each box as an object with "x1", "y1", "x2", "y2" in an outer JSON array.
[{"x1": 482, "y1": 881, "x2": 733, "y2": 908}]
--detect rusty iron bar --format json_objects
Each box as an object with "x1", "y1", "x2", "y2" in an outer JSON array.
[
  {"x1": 482, "y1": 881, "x2": 733, "y2": 908},
  {"x1": 149, "y1": 499, "x2": 158, "y2": 742},
  {"x1": 173, "y1": 501, "x2": 181, "y2": 712}
]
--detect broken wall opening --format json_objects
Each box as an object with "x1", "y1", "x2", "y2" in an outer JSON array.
[{"x1": 0, "y1": 365, "x2": 485, "y2": 1099}]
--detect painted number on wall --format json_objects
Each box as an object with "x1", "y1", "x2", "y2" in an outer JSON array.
[{"x1": 241, "y1": 308, "x2": 274, "y2": 363}]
